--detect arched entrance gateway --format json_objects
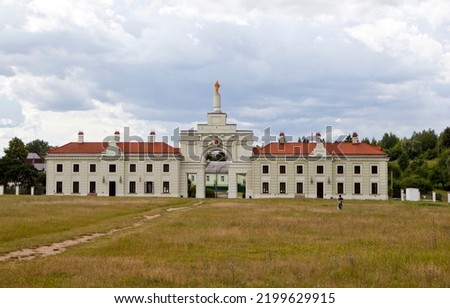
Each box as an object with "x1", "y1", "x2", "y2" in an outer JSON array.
[{"x1": 180, "y1": 81, "x2": 254, "y2": 199}]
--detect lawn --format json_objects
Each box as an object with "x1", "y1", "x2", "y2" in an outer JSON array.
[{"x1": 0, "y1": 195, "x2": 449, "y2": 287}]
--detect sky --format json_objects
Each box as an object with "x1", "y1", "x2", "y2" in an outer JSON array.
[{"x1": 1, "y1": 0, "x2": 450, "y2": 154}]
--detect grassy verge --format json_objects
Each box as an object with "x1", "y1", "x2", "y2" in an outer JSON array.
[
  {"x1": 0, "y1": 196, "x2": 449, "y2": 287},
  {"x1": 0, "y1": 195, "x2": 195, "y2": 254}
]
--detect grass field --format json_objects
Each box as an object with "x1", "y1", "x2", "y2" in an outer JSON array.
[{"x1": 0, "y1": 195, "x2": 449, "y2": 287}]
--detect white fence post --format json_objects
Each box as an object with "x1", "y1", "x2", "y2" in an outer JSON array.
[
  {"x1": 0, "y1": 185, "x2": 4, "y2": 195},
  {"x1": 15, "y1": 186, "x2": 19, "y2": 195},
  {"x1": 31, "y1": 186, "x2": 35, "y2": 196}
]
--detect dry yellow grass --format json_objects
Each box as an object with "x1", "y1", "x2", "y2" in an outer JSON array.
[{"x1": 0, "y1": 196, "x2": 449, "y2": 287}]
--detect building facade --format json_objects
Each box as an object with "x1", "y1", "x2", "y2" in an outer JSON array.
[{"x1": 46, "y1": 82, "x2": 389, "y2": 200}]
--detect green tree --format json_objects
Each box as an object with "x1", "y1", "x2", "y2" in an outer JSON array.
[
  {"x1": 402, "y1": 176, "x2": 432, "y2": 194},
  {"x1": 26, "y1": 139, "x2": 51, "y2": 158},
  {"x1": 431, "y1": 150, "x2": 450, "y2": 190},
  {"x1": 398, "y1": 151, "x2": 409, "y2": 170},
  {"x1": 438, "y1": 127, "x2": 450, "y2": 151},
  {"x1": 380, "y1": 132, "x2": 399, "y2": 150},
  {"x1": 410, "y1": 129, "x2": 438, "y2": 157},
  {"x1": 4, "y1": 137, "x2": 28, "y2": 162},
  {"x1": 386, "y1": 142, "x2": 403, "y2": 161},
  {"x1": 1, "y1": 137, "x2": 38, "y2": 188}
]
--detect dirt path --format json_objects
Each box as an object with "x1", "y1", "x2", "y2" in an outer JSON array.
[
  {"x1": 0, "y1": 201, "x2": 206, "y2": 262},
  {"x1": 0, "y1": 214, "x2": 161, "y2": 262}
]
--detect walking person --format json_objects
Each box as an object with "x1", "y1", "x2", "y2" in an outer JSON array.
[{"x1": 337, "y1": 194, "x2": 343, "y2": 210}]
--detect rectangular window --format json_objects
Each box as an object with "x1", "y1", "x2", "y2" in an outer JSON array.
[
  {"x1": 262, "y1": 182, "x2": 269, "y2": 194},
  {"x1": 73, "y1": 164, "x2": 80, "y2": 173},
  {"x1": 163, "y1": 181, "x2": 170, "y2": 193},
  {"x1": 296, "y1": 165, "x2": 304, "y2": 174},
  {"x1": 144, "y1": 181, "x2": 154, "y2": 194},
  {"x1": 279, "y1": 182, "x2": 286, "y2": 194},
  {"x1": 296, "y1": 182, "x2": 304, "y2": 194},
  {"x1": 262, "y1": 165, "x2": 269, "y2": 174},
  {"x1": 73, "y1": 181, "x2": 80, "y2": 194},
  {"x1": 146, "y1": 164, "x2": 153, "y2": 173},
  {"x1": 129, "y1": 181, "x2": 136, "y2": 194},
  {"x1": 89, "y1": 181, "x2": 96, "y2": 194},
  {"x1": 317, "y1": 165, "x2": 324, "y2": 174},
  {"x1": 354, "y1": 182, "x2": 361, "y2": 195},
  {"x1": 371, "y1": 183, "x2": 378, "y2": 194},
  {"x1": 220, "y1": 175, "x2": 225, "y2": 182},
  {"x1": 354, "y1": 165, "x2": 361, "y2": 175},
  {"x1": 279, "y1": 165, "x2": 286, "y2": 174},
  {"x1": 109, "y1": 164, "x2": 116, "y2": 173},
  {"x1": 337, "y1": 182, "x2": 344, "y2": 194},
  {"x1": 337, "y1": 165, "x2": 344, "y2": 174},
  {"x1": 206, "y1": 175, "x2": 210, "y2": 181},
  {"x1": 56, "y1": 181, "x2": 63, "y2": 193},
  {"x1": 371, "y1": 165, "x2": 378, "y2": 175},
  {"x1": 130, "y1": 164, "x2": 136, "y2": 172},
  {"x1": 89, "y1": 164, "x2": 96, "y2": 173},
  {"x1": 163, "y1": 164, "x2": 170, "y2": 173},
  {"x1": 56, "y1": 164, "x2": 63, "y2": 172}
]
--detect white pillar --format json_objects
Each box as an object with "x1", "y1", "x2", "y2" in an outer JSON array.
[
  {"x1": 15, "y1": 185, "x2": 19, "y2": 195},
  {"x1": 0, "y1": 185, "x2": 4, "y2": 195},
  {"x1": 448, "y1": 193, "x2": 450, "y2": 204},
  {"x1": 432, "y1": 192, "x2": 436, "y2": 202},
  {"x1": 31, "y1": 186, "x2": 35, "y2": 196},
  {"x1": 196, "y1": 167, "x2": 205, "y2": 199},
  {"x1": 401, "y1": 189, "x2": 405, "y2": 201},
  {"x1": 213, "y1": 94, "x2": 221, "y2": 113}
]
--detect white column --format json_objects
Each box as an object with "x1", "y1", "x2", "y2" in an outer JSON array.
[
  {"x1": 228, "y1": 170, "x2": 237, "y2": 199},
  {"x1": 213, "y1": 95, "x2": 221, "y2": 113},
  {"x1": 196, "y1": 167, "x2": 205, "y2": 199},
  {"x1": 0, "y1": 185, "x2": 4, "y2": 195},
  {"x1": 432, "y1": 192, "x2": 436, "y2": 202},
  {"x1": 31, "y1": 186, "x2": 35, "y2": 196},
  {"x1": 401, "y1": 189, "x2": 405, "y2": 201},
  {"x1": 448, "y1": 193, "x2": 450, "y2": 204},
  {"x1": 15, "y1": 185, "x2": 19, "y2": 195}
]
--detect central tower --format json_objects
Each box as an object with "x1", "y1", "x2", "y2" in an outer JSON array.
[{"x1": 179, "y1": 81, "x2": 254, "y2": 198}]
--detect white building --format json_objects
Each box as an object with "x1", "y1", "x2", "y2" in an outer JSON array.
[{"x1": 46, "y1": 82, "x2": 388, "y2": 200}]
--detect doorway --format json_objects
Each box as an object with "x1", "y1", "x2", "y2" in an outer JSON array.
[
  {"x1": 317, "y1": 182, "x2": 324, "y2": 198},
  {"x1": 109, "y1": 181, "x2": 116, "y2": 197},
  {"x1": 237, "y1": 173, "x2": 246, "y2": 198}
]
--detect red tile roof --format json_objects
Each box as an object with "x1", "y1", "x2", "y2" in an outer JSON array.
[
  {"x1": 253, "y1": 142, "x2": 386, "y2": 156},
  {"x1": 48, "y1": 142, "x2": 181, "y2": 155}
]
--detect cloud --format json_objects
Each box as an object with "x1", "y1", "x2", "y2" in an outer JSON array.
[
  {"x1": 2, "y1": 67, "x2": 100, "y2": 111},
  {"x1": 1, "y1": 0, "x2": 450, "y2": 156},
  {"x1": 345, "y1": 18, "x2": 443, "y2": 63}
]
